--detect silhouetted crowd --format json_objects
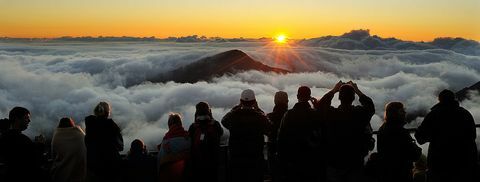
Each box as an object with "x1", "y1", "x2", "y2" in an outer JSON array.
[{"x1": 0, "y1": 81, "x2": 478, "y2": 182}]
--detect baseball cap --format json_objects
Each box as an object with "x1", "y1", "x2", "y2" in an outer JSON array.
[{"x1": 241, "y1": 89, "x2": 256, "y2": 101}]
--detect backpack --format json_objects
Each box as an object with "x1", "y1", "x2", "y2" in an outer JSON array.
[{"x1": 191, "y1": 120, "x2": 221, "y2": 157}]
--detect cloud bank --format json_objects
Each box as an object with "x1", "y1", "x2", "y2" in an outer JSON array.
[
  {"x1": 299, "y1": 29, "x2": 480, "y2": 56},
  {"x1": 0, "y1": 41, "x2": 479, "y2": 151}
]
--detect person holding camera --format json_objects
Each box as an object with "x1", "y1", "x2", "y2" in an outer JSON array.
[
  {"x1": 221, "y1": 89, "x2": 270, "y2": 182},
  {"x1": 315, "y1": 81, "x2": 375, "y2": 182},
  {"x1": 277, "y1": 86, "x2": 325, "y2": 182}
]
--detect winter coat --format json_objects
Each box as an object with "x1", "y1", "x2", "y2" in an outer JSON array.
[
  {"x1": 84, "y1": 115, "x2": 123, "y2": 180},
  {"x1": 0, "y1": 129, "x2": 45, "y2": 182},
  {"x1": 377, "y1": 123, "x2": 421, "y2": 182},
  {"x1": 316, "y1": 91, "x2": 375, "y2": 168},
  {"x1": 158, "y1": 124, "x2": 190, "y2": 182},
  {"x1": 51, "y1": 126, "x2": 87, "y2": 182},
  {"x1": 267, "y1": 104, "x2": 288, "y2": 155},
  {"x1": 277, "y1": 101, "x2": 325, "y2": 181},
  {"x1": 277, "y1": 101, "x2": 323, "y2": 163},
  {"x1": 188, "y1": 118, "x2": 223, "y2": 182},
  {"x1": 415, "y1": 101, "x2": 478, "y2": 180},
  {"x1": 221, "y1": 105, "x2": 270, "y2": 159}
]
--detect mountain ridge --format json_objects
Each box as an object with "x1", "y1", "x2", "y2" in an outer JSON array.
[
  {"x1": 456, "y1": 81, "x2": 480, "y2": 101},
  {"x1": 149, "y1": 49, "x2": 289, "y2": 83}
]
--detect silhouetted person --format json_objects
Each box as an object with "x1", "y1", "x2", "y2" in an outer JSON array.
[
  {"x1": 415, "y1": 90, "x2": 478, "y2": 182},
  {"x1": 315, "y1": 81, "x2": 375, "y2": 182},
  {"x1": 188, "y1": 102, "x2": 223, "y2": 182},
  {"x1": 124, "y1": 139, "x2": 156, "y2": 182},
  {"x1": 377, "y1": 102, "x2": 421, "y2": 182},
  {"x1": 158, "y1": 113, "x2": 190, "y2": 182},
  {"x1": 51, "y1": 117, "x2": 87, "y2": 182},
  {"x1": 277, "y1": 86, "x2": 325, "y2": 182},
  {"x1": 0, "y1": 107, "x2": 47, "y2": 182},
  {"x1": 221, "y1": 89, "x2": 270, "y2": 182},
  {"x1": 267, "y1": 91, "x2": 288, "y2": 182},
  {"x1": 84, "y1": 101, "x2": 124, "y2": 182},
  {"x1": 0, "y1": 118, "x2": 9, "y2": 176},
  {"x1": 0, "y1": 118, "x2": 9, "y2": 136}
]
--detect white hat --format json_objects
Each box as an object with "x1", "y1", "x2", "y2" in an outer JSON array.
[{"x1": 241, "y1": 89, "x2": 256, "y2": 101}]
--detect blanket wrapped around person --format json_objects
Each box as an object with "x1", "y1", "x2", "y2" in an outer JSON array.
[{"x1": 157, "y1": 124, "x2": 190, "y2": 182}]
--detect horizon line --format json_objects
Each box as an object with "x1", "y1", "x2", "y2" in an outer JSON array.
[{"x1": 2, "y1": 34, "x2": 479, "y2": 43}]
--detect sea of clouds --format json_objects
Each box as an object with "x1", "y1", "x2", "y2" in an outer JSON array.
[{"x1": 0, "y1": 41, "x2": 479, "y2": 151}]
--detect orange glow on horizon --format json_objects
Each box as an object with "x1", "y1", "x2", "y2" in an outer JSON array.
[{"x1": 0, "y1": 0, "x2": 479, "y2": 41}]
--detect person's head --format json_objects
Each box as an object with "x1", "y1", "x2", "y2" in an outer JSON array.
[
  {"x1": 438, "y1": 89, "x2": 456, "y2": 104},
  {"x1": 9, "y1": 107, "x2": 30, "y2": 131},
  {"x1": 297, "y1": 86, "x2": 311, "y2": 102},
  {"x1": 274, "y1": 91, "x2": 288, "y2": 106},
  {"x1": 240, "y1": 89, "x2": 256, "y2": 107},
  {"x1": 167, "y1": 113, "x2": 183, "y2": 129},
  {"x1": 195, "y1": 101, "x2": 212, "y2": 120},
  {"x1": 58, "y1": 117, "x2": 75, "y2": 128},
  {"x1": 273, "y1": 91, "x2": 289, "y2": 111},
  {"x1": 129, "y1": 139, "x2": 146, "y2": 156},
  {"x1": 339, "y1": 84, "x2": 355, "y2": 105},
  {"x1": 94, "y1": 101, "x2": 111, "y2": 118},
  {"x1": 384, "y1": 102, "x2": 406, "y2": 125}
]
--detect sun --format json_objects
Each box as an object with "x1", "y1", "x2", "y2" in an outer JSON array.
[{"x1": 275, "y1": 34, "x2": 287, "y2": 44}]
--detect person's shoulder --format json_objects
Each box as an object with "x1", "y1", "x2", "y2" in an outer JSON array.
[
  {"x1": 266, "y1": 112, "x2": 274, "y2": 118},
  {"x1": 225, "y1": 106, "x2": 241, "y2": 116},
  {"x1": 252, "y1": 110, "x2": 268, "y2": 120},
  {"x1": 212, "y1": 119, "x2": 222, "y2": 126},
  {"x1": 283, "y1": 108, "x2": 295, "y2": 116},
  {"x1": 107, "y1": 118, "x2": 120, "y2": 127},
  {"x1": 85, "y1": 115, "x2": 96, "y2": 124},
  {"x1": 85, "y1": 115, "x2": 96, "y2": 120},
  {"x1": 457, "y1": 106, "x2": 472, "y2": 115},
  {"x1": 74, "y1": 126, "x2": 85, "y2": 134},
  {"x1": 188, "y1": 122, "x2": 197, "y2": 128}
]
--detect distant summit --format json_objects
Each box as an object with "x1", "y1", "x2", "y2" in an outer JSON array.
[
  {"x1": 151, "y1": 50, "x2": 289, "y2": 83},
  {"x1": 300, "y1": 29, "x2": 480, "y2": 56},
  {"x1": 456, "y1": 81, "x2": 480, "y2": 101}
]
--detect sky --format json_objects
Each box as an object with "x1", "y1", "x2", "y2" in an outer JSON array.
[{"x1": 1, "y1": 0, "x2": 479, "y2": 41}]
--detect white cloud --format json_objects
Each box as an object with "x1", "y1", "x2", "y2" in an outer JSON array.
[{"x1": 0, "y1": 42, "x2": 479, "y2": 151}]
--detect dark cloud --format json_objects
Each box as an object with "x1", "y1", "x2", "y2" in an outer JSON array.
[{"x1": 300, "y1": 29, "x2": 480, "y2": 56}]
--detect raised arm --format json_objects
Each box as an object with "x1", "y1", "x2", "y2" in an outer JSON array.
[
  {"x1": 349, "y1": 81, "x2": 375, "y2": 116},
  {"x1": 315, "y1": 81, "x2": 343, "y2": 109}
]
